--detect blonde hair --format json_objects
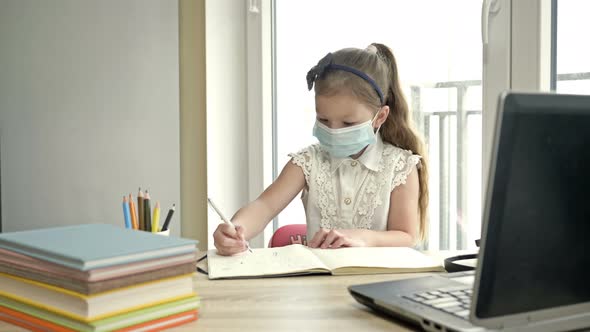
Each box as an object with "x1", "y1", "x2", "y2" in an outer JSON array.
[{"x1": 311, "y1": 43, "x2": 429, "y2": 242}]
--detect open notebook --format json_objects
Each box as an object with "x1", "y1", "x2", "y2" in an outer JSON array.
[{"x1": 207, "y1": 244, "x2": 444, "y2": 279}]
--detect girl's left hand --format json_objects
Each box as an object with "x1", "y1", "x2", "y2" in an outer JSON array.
[{"x1": 308, "y1": 228, "x2": 366, "y2": 249}]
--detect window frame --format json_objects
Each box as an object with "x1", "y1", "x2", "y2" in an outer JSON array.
[{"x1": 207, "y1": 0, "x2": 555, "y2": 248}]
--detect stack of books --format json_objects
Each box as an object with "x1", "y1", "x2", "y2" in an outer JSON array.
[{"x1": 0, "y1": 224, "x2": 200, "y2": 331}]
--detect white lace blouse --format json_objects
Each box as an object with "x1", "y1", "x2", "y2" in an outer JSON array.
[{"x1": 288, "y1": 135, "x2": 421, "y2": 239}]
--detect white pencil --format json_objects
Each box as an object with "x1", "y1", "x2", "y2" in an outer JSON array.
[{"x1": 207, "y1": 198, "x2": 252, "y2": 253}]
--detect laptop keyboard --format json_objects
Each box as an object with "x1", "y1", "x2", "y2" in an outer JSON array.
[{"x1": 403, "y1": 287, "x2": 472, "y2": 320}]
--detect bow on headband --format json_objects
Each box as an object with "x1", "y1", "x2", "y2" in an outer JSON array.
[{"x1": 306, "y1": 53, "x2": 334, "y2": 91}]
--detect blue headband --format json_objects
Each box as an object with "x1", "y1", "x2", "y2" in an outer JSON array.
[{"x1": 306, "y1": 53, "x2": 385, "y2": 105}]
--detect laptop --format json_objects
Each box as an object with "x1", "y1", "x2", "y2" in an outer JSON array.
[{"x1": 349, "y1": 92, "x2": 590, "y2": 332}]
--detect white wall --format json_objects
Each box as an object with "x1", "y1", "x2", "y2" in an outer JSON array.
[
  {"x1": 206, "y1": 0, "x2": 250, "y2": 248},
  {"x1": 0, "y1": 0, "x2": 181, "y2": 234}
]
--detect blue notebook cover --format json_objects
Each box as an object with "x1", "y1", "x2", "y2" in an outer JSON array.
[{"x1": 0, "y1": 224, "x2": 198, "y2": 271}]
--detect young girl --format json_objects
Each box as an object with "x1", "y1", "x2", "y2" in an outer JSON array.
[{"x1": 213, "y1": 43, "x2": 429, "y2": 256}]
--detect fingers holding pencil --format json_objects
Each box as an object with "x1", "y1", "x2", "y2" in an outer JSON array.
[
  {"x1": 213, "y1": 223, "x2": 249, "y2": 256},
  {"x1": 207, "y1": 198, "x2": 252, "y2": 253}
]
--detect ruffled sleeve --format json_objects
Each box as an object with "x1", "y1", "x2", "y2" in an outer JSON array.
[
  {"x1": 288, "y1": 146, "x2": 315, "y2": 184},
  {"x1": 391, "y1": 149, "x2": 421, "y2": 192}
]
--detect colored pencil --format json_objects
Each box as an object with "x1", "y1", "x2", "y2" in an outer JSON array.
[
  {"x1": 152, "y1": 201, "x2": 160, "y2": 233},
  {"x1": 138, "y1": 188, "x2": 145, "y2": 231},
  {"x1": 144, "y1": 191, "x2": 152, "y2": 232},
  {"x1": 122, "y1": 196, "x2": 131, "y2": 229},
  {"x1": 161, "y1": 204, "x2": 175, "y2": 231},
  {"x1": 129, "y1": 193, "x2": 138, "y2": 230}
]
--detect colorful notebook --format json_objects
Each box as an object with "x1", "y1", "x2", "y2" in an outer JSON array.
[
  {"x1": 116, "y1": 310, "x2": 198, "y2": 332},
  {"x1": 0, "y1": 307, "x2": 76, "y2": 332},
  {"x1": 0, "y1": 224, "x2": 197, "y2": 270},
  {"x1": 0, "y1": 307, "x2": 199, "y2": 332},
  {"x1": 0, "y1": 247, "x2": 197, "y2": 282},
  {"x1": 0, "y1": 260, "x2": 196, "y2": 295},
  {"x1": 0, "y1": 295, "x2": 199, "y2": 332},
  {"x1": 0, "y1": 272, "x2": 196, "y2": 321}
]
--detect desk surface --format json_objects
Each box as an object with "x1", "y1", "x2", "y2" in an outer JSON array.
[{"x1": 0, "y1": 251, "x2": 472, "y2": 332}]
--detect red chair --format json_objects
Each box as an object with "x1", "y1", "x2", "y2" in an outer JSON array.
[{"x1": 268, "y1": 224, "x2": 307, "y2": 248}]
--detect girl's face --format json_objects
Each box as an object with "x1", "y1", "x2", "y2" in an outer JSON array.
[{"x1": 315, "y1": 94, "x2": 389, "y2": 129}]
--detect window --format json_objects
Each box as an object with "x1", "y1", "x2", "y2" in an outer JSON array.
[
  {"x1": 554, "y1": 0, "x2": 590, "y2": 94},
  {"x1": 273, "y1": 0, "x2": 484, "y2": 250}
]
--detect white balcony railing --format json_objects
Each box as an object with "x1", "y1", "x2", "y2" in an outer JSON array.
[{"x1": 411, "y1": 72, "x2": 590, "y2": 250}]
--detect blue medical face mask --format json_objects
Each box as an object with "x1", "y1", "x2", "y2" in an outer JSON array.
[{"x1": 313, "y1": 112, "x2": 380, "y2": 158}]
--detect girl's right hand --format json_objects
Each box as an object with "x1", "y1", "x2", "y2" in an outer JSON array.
[{"x1": 213, "y1": 223, "x2": 248, "y2": 256}]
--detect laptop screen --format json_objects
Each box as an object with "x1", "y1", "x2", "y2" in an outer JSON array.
[{"x1": 475, "y1": 93, "x2": 590, "y2": 319}]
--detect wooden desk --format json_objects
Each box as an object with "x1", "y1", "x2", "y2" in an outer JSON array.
[
  {"x1": 191, "y1": 272, "x2": 431, "y2": 332},
  {"x1": 0, "y1": 274, "x2": 429, "y2": 332},
  {"x1": 0, "y1": 251, "x2": 472, "y2": 332}
]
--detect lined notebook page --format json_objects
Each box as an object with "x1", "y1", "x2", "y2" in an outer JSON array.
[
  {"x1": 207, "y1": 245, "x2": 327, "y2": 279},
  {"x1": 310, "y1": 247, "x2": 444, "y2": 272}
]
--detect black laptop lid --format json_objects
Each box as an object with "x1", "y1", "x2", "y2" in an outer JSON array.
[{"x1": 475, "y1": 92, "x2": 590, "y2": 319}]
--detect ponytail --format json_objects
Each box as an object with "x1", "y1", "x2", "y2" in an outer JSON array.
[{"x1": 370, "y1": 43, "x2": 429, "y2": 242}]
